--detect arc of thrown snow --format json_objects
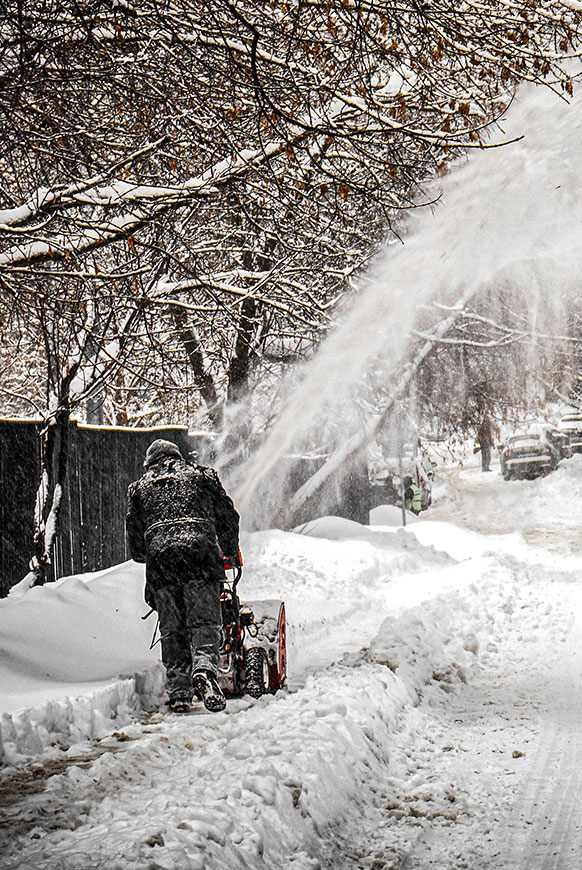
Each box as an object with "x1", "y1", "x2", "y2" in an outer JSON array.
[{"x1": 286, "y1": 285, "x2": 478, "y2": 522}]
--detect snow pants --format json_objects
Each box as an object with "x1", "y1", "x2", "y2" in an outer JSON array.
[{"x1": 147, "y1": 546, "x2": 223, "y2": 701}]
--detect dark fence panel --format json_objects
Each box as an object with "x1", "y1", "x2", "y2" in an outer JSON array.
[
  {"x1": 0, "y1": 420, "x2": 205, "y2": 597},
  {"x1": 0, "y1": 419, "x2": 40, "y2": 598}
]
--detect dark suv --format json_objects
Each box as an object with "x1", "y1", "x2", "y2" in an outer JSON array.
[
  {"x1": 543, "y1": 425, "x2": 572, "y2": 460},
  {"x1": 557, "y1": 414, "x2": 582, "y2": 454}
]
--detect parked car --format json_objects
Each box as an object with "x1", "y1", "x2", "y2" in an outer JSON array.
[
  {"x1": 542, "y1": 424, "x2": 572, "y2": 460},
  {"x1": 500, "y1": 430, "x2": 560, "y2": 480},
  {"x1": 557, "y1": 413, "x2": 582, "y2": 454}
]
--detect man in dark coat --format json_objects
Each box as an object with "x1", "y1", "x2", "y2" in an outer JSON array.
[
  {"x1": 477, "y1": 415, "x2": 499, "y2": 472},
  {"x1": 126, "y1": 439, "x2": 240, "y2": 713}
]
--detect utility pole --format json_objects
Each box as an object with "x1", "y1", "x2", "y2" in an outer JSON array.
[{"x1": 398, "y1": 441, "x2": 406, "y2": 527}]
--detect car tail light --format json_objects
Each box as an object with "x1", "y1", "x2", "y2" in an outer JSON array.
[{"x1": 503, "y1": 449, "x2": 510, "y2": 459}]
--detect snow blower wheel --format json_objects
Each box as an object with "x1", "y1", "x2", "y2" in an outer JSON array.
[{"x1": 244, "y1": 647, "x2": 269, "y2": 698}]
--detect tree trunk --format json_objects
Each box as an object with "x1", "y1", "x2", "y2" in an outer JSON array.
[
  {"x1": 226, "y1": 232, "x2": 273, "y2": 405},
  {"x1": 172, "y1": 306, "x2": 221, "y2": 428},
  {"x1": 30, "y1": 411, "x2": 70, "y2": 586},
  {"x1": 227, "y1": 296, "x2": 258, "y2": 404}
]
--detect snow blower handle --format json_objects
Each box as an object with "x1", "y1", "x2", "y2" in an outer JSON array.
[{"x1": 222, "y1": 551, "x2": 243, "y2": 588}]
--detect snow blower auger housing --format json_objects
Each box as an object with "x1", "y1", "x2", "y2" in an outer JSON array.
[{"x1": 218, "y1": 554, "x2": 287, "y2": 699}]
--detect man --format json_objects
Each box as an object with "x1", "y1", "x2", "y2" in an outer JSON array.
[
  {"x1": 477, "y1": 415, "x2": 498, "y2": 472},
  {"x1": 126, "y1": 439, "x2": 240, "y2": 713},
  {"x1": 403, "y1": 475, "x2": 421, "y2": 515}
]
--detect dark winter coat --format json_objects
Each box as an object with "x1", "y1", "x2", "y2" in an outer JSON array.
[
  {"x1": 126, "y1": 455, "x2": 240, "y2": 599},
  {"x1": 477, "y1": 417, "x2": 496, "y2": 448}
]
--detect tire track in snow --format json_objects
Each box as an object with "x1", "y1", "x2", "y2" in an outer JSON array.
[{"x1": 503, "y1": 588, "x2": 582, "y2": 870}]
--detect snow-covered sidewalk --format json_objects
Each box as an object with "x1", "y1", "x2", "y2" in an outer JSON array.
[{"x1": 1, "y1": 460, "x2": 582, "y2": 868}]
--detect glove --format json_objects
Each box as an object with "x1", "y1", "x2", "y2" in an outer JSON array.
[{"x1": 222, "y1": 551, "x2": 243, "y2": 570}]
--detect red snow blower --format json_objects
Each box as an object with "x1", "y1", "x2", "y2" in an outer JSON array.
[{"x1": 218, "y1": 553, "x2": 287, "y2": 698}]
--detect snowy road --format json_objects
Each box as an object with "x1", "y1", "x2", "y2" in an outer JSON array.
[
  {"x1": 429, "y1": 462, "x2": 582, "y2": 555},
  {"x1": 2, "y1": 458, "x2": 582, "y2": 868},
  {"x1": 504, "y1": 603, "x2": 582, "y2": 870},
  {"x1": 381, "y1": 459, "x2": 582, "y2": 870}
]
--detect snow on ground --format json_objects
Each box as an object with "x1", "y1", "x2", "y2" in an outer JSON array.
[
  {"x1": 1, "y1": 454, "x2": 582, "y2": 868},
  {"x1": 428, "y1": 451, "x2": 582, "y2": 553}
]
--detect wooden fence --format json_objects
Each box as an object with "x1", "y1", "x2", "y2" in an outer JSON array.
[{"x1": 0, "y1": 420, "x2": 207, "y2": 597}]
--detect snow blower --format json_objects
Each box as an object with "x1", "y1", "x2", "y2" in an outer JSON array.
[{"x1": 219, "y1": 553, "x2": 287, "y2": 698}]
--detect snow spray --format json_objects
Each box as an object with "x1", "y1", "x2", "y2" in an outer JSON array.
[{"x1": 235, "y1": 79, "x2": 582, "y2": 529}]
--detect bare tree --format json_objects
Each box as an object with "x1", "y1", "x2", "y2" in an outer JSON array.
[
  {"x1": 415, "y1": 294, "x2": 582, "y2": 437},
  {"x1": 1, "y1": 2, "x2": 581, "y2": 390},
  {"x1": 1, "y1": 0, "x2": 582, "y2": 565}
]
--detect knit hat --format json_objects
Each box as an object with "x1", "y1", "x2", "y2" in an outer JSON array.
[{"x1": 143, "y1": 439, "x2": 183, "y2": 468}]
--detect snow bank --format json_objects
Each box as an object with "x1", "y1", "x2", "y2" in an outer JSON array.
[
  {"x1": 366, "y1": 556, "x2": 519, "y2": 692},
  {"x1": 0, "y1": 514, "x2": 491, "y2": 768},
  {"x1": 0, "y1": 561, "x2": 163, "y2": 763},
  {"x1": 1, "y1": 667, "x2": 164, "y2": 764},
  {"x1": 369, "y1": 503, "x2": 420, "y2": 526}
]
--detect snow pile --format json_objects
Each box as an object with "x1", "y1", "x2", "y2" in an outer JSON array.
[
  {"x1": 366, "y1": 557, "x2": 518, "y2": 691},
  {"x1": 0, "y1": 520, "x2": 449, "y2": 764},
  {"x1": 0, "y1": 562, "x2": 164, "y2": 763}
]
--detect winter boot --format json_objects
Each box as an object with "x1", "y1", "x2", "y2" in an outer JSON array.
[
  {"x1": 192, "y1": 670, "x2": 226, "y2": 712},
  {"x1": 168, "y1": 696, "x2": 191, "y2": 714}
]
